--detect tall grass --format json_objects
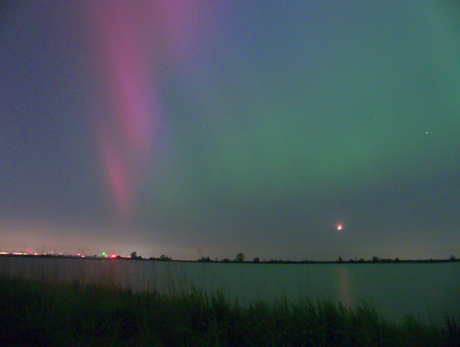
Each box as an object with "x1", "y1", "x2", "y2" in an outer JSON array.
[{"x1": 0, "y1": 268, "x2": 459, "y2": 346}]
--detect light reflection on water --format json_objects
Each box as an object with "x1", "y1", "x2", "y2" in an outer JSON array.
[
  {"x1": 1, "y1": 257, "x2": 459, "y2": 324},
  {"x1": 336, "y1": 264, "x2": 354, "y2": 308}
]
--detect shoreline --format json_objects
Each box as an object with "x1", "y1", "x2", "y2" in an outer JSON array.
[{"x1": 1, "y1": 253, "x2": 459, "y2": 264}]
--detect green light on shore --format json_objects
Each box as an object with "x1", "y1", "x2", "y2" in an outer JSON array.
[{"x1": 102, "y1": 252, "x2": 106, "y2": 256}]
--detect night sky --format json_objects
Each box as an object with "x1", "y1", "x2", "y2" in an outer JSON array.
[{"x1": 1, "y1": 1, "x2": 459, "y2": 260}]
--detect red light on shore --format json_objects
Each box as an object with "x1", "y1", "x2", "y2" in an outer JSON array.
[{"x1": 111, "y1": 254, "x2": 117, "y2": 258}]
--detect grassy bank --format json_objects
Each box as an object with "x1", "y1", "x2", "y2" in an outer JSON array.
[{"x1": 0, "y1": 273, "x2": 458, "y2": 347}]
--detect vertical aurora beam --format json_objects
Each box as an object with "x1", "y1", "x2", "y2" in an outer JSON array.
[{"x1": 88, "y1": 1, "x2": 215, "y2": 218}]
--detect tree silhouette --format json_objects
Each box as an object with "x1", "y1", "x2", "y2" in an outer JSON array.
[{"x1": 236, "y1": 253, "x2": 245, "y2": 262}]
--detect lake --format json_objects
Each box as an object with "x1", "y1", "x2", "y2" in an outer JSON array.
[{"x1": 1, "y1": 256, "x2": 458, "y2": 324}]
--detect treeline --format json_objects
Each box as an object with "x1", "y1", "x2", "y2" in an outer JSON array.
[
  {"x1": 1, "y1": 253, "x2": 459, "y2": 264},
  {"x1": 145, "y1": 254, "x2": 460, "y2": 264},
  {"x1": 195, "y1": 257, "x2": 460, "y2": 264},
  {"x1": 193, "y1": 253, "x2": 460, "y2": 264}
]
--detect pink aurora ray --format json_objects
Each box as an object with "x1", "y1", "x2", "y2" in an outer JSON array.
[{"x1": 88, "y1": 1, "x2": 215, "y2": 218}]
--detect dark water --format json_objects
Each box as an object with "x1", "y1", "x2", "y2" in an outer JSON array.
[{"x1": 1, "y1": 257, "x2": 459, "y2": 324}]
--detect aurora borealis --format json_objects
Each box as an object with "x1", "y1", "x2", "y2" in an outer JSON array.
[{"x1": 1, "y1": 1, "x2": 459, "y2": 260}]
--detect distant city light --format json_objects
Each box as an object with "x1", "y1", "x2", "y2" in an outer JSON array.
[{"x1": 337, "y1": 225, "x2": 342, "y2": 231}]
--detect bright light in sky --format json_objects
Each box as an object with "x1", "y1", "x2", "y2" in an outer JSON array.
[{"x1": 338, "y1": 225, "x2": 342, "y2": 231}]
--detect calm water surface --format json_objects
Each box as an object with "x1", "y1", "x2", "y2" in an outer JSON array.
[{"x1": 1, "y1": 257, "x2": 459, "y2": 324}]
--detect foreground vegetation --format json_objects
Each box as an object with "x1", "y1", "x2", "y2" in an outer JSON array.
[{"x1": 0, "y1": 273, "x2": 458, "y2": 346}]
